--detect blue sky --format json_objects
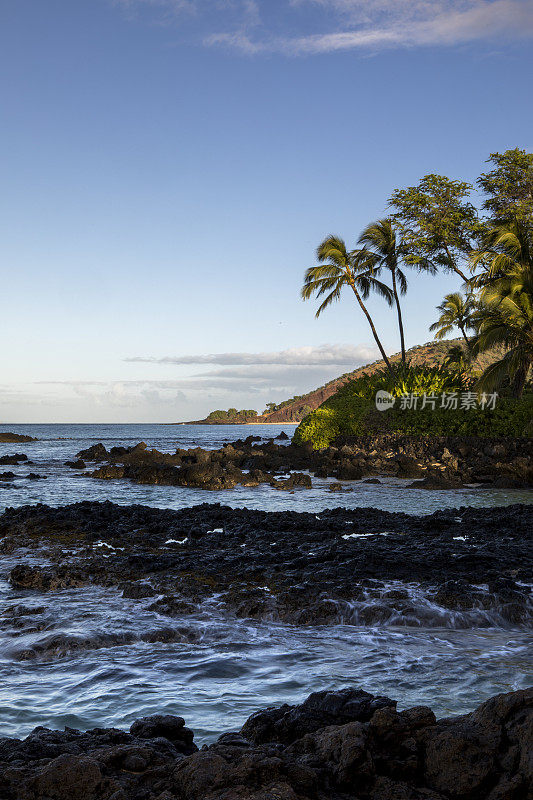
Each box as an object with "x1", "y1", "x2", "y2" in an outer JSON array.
[{"x1": 1, "y1": 0, "x2": 532, "y2": 422}]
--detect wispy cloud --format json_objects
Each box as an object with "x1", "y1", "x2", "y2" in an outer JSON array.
[
  {"x1": 208, "y1": 0, "x2": 533, "y2": 54},
  {"x1": 33, "y1": 344, "x2": 376, "y2": 412},
  {"x1": 33, "y1": 369, "x2": 336, "y2": 407},
  {"x1": 125, "y1": 343, "x2": 377, "y2": 366},
  {"x1": 115, "y1": 0, "x2": 533, "y2": 54}
]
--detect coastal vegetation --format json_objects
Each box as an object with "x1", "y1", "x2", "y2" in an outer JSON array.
[
  {"x1": 296, "y1": 148, "x2": 533, "y2": 447},
  {"x1": 293, "y1": 376, "x2": 533, "y2": 449},
  {"x1": 197, "y1": 408, "x2": 258, "y2": 423}
]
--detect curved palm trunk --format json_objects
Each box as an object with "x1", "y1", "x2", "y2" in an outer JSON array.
[
  {"x1": 512, "y1": 361, "x2": 529, "y2": 398},
  {"x1": 349, "y1": 282, "x2": 393, "y2": 373},
  {"x1": 459, "y1": 325, "x2": 471, "y2": 352},
  {"x1": 391, "y1": 270, "x2": 406, "y2": 363}
]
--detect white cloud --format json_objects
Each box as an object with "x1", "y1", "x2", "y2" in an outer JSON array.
[
  {"x1": 115, "y1": 0, "x2": 533, "y2": 54},
  {"x1": 207, "y1": 0, "x2": 533, "y2": 54},
  {"x1": 30, "y1": 346, "x2": 373, "y2": 414},
  {"x1": 125, "y1": 343, "x2": 377, "y2": 365},
  {"x1": 4, "y1": 341, "x2": 379, "y2": 420}
]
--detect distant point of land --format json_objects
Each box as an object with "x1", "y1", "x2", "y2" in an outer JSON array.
[{"x1": 0, "y1": 432, "x2": 37, "y2": 443}]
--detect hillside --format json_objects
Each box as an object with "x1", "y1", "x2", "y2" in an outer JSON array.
[
  {"x1": 187, "y1": 338, "x2": 495, "y2": 425},
  {"x1": 258, "y1": 340, "x2": 462, "y2": 423}
]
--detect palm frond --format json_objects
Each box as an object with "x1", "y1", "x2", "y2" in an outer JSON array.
[{"x1": 315, "y1": 285, "x2": 343, "y2": 317}]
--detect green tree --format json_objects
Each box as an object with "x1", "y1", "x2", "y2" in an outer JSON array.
[
  {"x1": 301, "y1": 235, "x2": 394, "y2": 371},
  {"x1": 389, "y1": 174, "x2": 481, "y2": 282},
  {"x1": 471, "y1": 219, "x2": 533, "y2": 397},
  {"x1": 359, "y1": 218, "x2": 408, "y2": 363},
  {"x1": 442, "y1": 344, "x2": 473, "y2": 381},
  {"x1": 478, "y1": 148, "x2": 533, "y2": 225},
  {"x1": 429, "y1": 291, "x2": 477, "y2": 350}
]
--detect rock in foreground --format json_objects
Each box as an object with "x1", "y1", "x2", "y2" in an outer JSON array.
[{"x1": 0, "y1": 686, "x2": 531, "y2": 799}]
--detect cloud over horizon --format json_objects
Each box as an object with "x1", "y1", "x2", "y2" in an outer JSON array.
[
  {"x1": 115, "y1": 0, "x2": 533, "y2": 55},
  {"x1": 25, "y1": 344, "x2": 377, "y2": 417},
  {"x1": 125, "y1": 343, "x2": 378, "y2": 366}
]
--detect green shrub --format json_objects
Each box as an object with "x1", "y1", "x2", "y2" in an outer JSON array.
[
  {"x1": 336, "y1": 363, "x2": 469, "y2": 400},
  {"x1": 294, "y1": 366, "x2": 533, "y2": 448}
]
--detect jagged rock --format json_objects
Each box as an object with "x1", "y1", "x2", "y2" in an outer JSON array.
[
  {"x1": 241, "y1": 688, "x2": 395, "y2": 744},
  {"x1": 9, "y1": 564, "x2": 88, "y2": 592},
  {"x1": 2, "y1": 688, "x2": 528, "y2": 800},
  {"x1": 271, "y1": 472, "x2": 312, "y2": 490},
  {"x1": 0, "y1": 454, "x2": 28, "y2": 465},
  {"x1": 129, "y1": 715, "x2": 197, "y2": 755},
  {"x1": 76, "y1": 443, "x2": 108, "y2": 461},
  {"x1": 64, "y1": 459, "x2": 86, "y2": 469},
  {"x1": 0, "y1": 472, "x2": 16, "y2": 481},
  {"x1": 395, "y1": 455, "x2": 425, "y2": 478},
  {"x1": 334, "y1": 460, "x2": 367, "y2": 480},
  {"x1": 121, "y1": 582, "x2": 157, "y2": 599},
  {"x1": 92, "y1": 465, "x2": 126, "y2": 480}
]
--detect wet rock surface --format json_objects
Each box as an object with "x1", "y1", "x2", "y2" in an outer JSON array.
[
  {"x1": 0, "y1": 686, "x2": 530, "y2": 800},
  {"x1": 1, "y1": 500, "x2": 532, "y2": 627},
  {"x1": 73, "y1": 434, "x2": 533, "y2": 491},
  {"x1": 0, "y1": 454, "x2": 29, "y2": 466}
]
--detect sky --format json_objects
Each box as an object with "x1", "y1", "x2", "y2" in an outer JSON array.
[{"x1": 1, "y1": 0, "x2": 532, "y2": 423}]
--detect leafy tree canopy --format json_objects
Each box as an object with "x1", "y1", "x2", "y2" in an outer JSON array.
[
  {"x1": 478, "y1": 148, "x2": 533, "y2": 225},
  {"x1": 206, "y1": 408, "x2": 257, "y2": 420},
  {"x1": 388, "y1": 174, "x2": 481, "y2": 282}
]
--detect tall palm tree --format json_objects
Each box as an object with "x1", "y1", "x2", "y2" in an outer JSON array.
[
  {"x1": 471, "y1": 219, "x2": 533, "y2": 397},
  {"x1": 429, "y1": 291, "x2": 477, "y2": 350},
  {"x1": 359, "y1": 218, "x2": 408, "y2": 363},
  {"x1": 473, "y1": 292, "x2": 533, "y2": 397},
  {"x1": 471, "y1": 218, "x2": 533, "y2": 289},
  {"x1": 301, "y1": 235, "x2": 394, "y2": 372}
]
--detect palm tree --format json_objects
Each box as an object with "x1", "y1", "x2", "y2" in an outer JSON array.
[
  {"x1": 473, "y1": 292, "x2": 533, "y2": 397},
  {"x1": 301, "y1": 235, "x2": 394, "y2": 372},
  {"x1": 470, "y1": 219, "x2": 533, "y2": 397},
  {"x1": 359, "y1": 218, "x2": 408, "y2": 363},
  {"x1": 442, "y1": 344, "x2": 474, "y2": 385},
  {"x1": 471, "y1": 218, "x2": 533, "y2": 289},
  {"x1": 429, "y1": 292, "x2": 477, "y2": 350}
]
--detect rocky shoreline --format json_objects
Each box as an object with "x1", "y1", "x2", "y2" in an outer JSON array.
[
  {"x1": 1, "y1": 501, "x2": 532, "y2": 628},
  {"x1": 72, "y1": 433, "x2": 533, "y2": 492},
  {"x1": 0, "y1": 685, "x2": 531, "y2": 799},
  {"x1": 1, "y1": 433, "x2": 531, "y2": 493}
]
